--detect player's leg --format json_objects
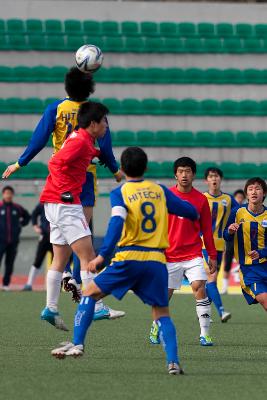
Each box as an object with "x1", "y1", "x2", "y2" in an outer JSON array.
[
  {"x1": 222, "y1": 241, "x2": 234, "y2": 294},
  {"x1": 255, "y1": 292, "x2": 267, "y2": 311},
  {"x1": 3, "y1": 242, "x2": 18, "y2": 289}
]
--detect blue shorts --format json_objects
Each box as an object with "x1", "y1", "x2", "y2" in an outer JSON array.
[
  {"x1": 202, "y1": 249, "x2": 223, "y2": 270},
  {"x1": 80, "y1": 171, "x2": 96, "y2": 207},
  {"x1": 240, "y1": 264, "x2": 267, "y2": 305},
  {"x1": 94, "y1": 259, "x2": 169, "y2": 307}
]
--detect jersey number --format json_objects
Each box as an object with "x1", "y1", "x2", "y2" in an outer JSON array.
[{"x1": 141, "y1": 202, "x2": 156, "y2": 233}]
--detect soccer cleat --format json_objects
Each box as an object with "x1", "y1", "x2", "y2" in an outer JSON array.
[
  {"x1": 200, "y1": 335, "x2": 213, "y2": 346},
  {"x1": 61, "y1": 271, "x2": 72, "y2": 292},
  {"x1": 66, "y1": 278, "x2": 82, "y2": 303},
  {"x1": 40, "y1": 307, "x2": 69, "y2": 331},
  {"x1": 221, "y1": 311, "x2": 231, "y2": 323},
  {"x1": 168, "y1": 362, "x2": 184, "y2": 375},
  {"x1": 93, "y1": 305, "x2": 126, "y2": 321},
  {"x1": 149, "y1": 321, "x2": 160, "y2": 345},
  {"x1": 51, "y1": 342, "x2": 84, "y2": 359},
  {"x1": 22, "y1": 284, "x2": 32, "y2": 291},
  {"x1": 2, "y1": 286, "x2": 10, "y2": 291}
]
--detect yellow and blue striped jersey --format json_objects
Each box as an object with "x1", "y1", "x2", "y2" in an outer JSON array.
[
  {"x1": 99, "y1": 179, "x2": 198, "y2": 262},
  {"x1": 224, "y1": 205, "x2": 267, "y2": 266},
  {"x1": 203, "y1": 192, "x2": 238, "y2": 251}
]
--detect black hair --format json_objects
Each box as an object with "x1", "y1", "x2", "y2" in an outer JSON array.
[
  {"x1": 121, "y1": 147, "x2": 148, "y2": 177},
  {"x1": 233, "y1": 189, "x2": 245, "y2": 198},
  {"x1": 77, "y1": 101, "x2": 109, "y2": 128},
  {"x1": 173, "y1": 157, "x2": 196, "y2": 175},
  {"x1": 244, "y1": 177, "x2": 267, "y2": 195},
  {"x1": 2, "y1": 185, "x2": 14, "y2": 194},
  {"x1": 204, "y1": 167, "x2": 223, "y2": 179},
  {"x1": 65, "y1": 67, "x2": 95, "y2": 102}
]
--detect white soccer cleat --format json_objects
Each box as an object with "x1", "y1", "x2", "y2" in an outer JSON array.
[
  {"x1": 221, "y1": 311, "x2": 231, "y2": 323},
  {"x1": 108, "y1": 307, "x2": 126, "y2": 320},
  {"x1": 51, "y1": 342, "x2": 84, "y2": 359}
]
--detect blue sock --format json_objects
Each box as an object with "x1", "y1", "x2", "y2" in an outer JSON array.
[
  {"x1": 73, "y1": 296, "x2": 96, "y2": 345},
  {"x1": 158, "y1": 316, "x2": 179, "y2": 364},
  {"x1": 72, "y1": 253, "x2": 82, "y2": 284},
  {"x1": 206, "y1": 282, "x2": 224, "y2": 317},
  {"x1": 64, "y1": 260, "x2": 72, "y2": 274}
]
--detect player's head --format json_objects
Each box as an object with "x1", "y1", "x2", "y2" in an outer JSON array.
[
  {"x1": 2, "y1": 185, "x2": 14, "y2": 202},
  {"x1": 120, "y1": 147, "x2": 147, "y2": 178},
  {"x1": 233, "y1": 189, "x2": 246, "y2": 205},
  {"x1": 173, "y1": 157, "x2": 196, "y2": 190},
  {"x1": 65, "y1": 67, "x2": 95, "y2": 102},
  {"x1": 78, "y1": 101, "x2": 109, "y2": 138},
  {"x1": 204, "y1": 167, "x2": 223, "y2": 192},
  {"x1": 244, "y1": 177, "x2": 267, "y2": 204}
]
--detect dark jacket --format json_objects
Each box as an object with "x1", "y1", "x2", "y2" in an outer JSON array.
[
  {"x1": 0, "y1": 201, "x2": 30, "y2": 244},
  {"x1": 31, "y1": 203, "x2": 50, "y2": 235}
]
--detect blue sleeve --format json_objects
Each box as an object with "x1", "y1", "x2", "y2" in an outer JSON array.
[
  {"x1": 230, "y1": 195, "x2": 239, "y2": 210},
  {"x1": 160, "y1": 185, "x2": 198, "y2": 220},
  {"x1": 99, "y1": 186, "x2": 126, "y2": 259},
  {"x1": 97, "y1": 119, "x2": 119, "y2": 175},
  {"x1": 18, "y1": 101, "x2": 59, "y2": 166},
  {"x1": 223, "y1": 207, "x2": 238, "y2": 241}
]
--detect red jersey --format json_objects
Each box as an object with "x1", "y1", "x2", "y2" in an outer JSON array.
[
  {"x1": 165, "y1": 186, "x2": 217, "y2": 262},
  {"x1": 40, "y1": 128, "x2": 100, "y2": 204}
]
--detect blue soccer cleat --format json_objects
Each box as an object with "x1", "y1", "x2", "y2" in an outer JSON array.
[
  {"x1": 41, "y1": 307, "x2": 69, "y2": 331},
  {"x1": 200, "y1": 335, "x2": 213, "y2": 346},
  {"x1": 93, "y1": 305, "x2": 125, "y2": 321},
  {"x1": 149, "y1": 321, "x2": 160, "y2": 345}
]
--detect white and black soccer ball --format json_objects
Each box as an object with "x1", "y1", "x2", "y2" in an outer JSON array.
[{"x1": 75, "y1": 44, "x2": 104, "y2": 73}]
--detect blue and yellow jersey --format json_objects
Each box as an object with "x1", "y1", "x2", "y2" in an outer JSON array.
[
  {"x1": 18, "y1": 98, "x2": 118, "y2": 175},
  {"x1": 99, "y1": 179, "x2": 198, "y2": 262},
  {"x1": 203, "y1": 192, "x2": 238, "y2": 251}
]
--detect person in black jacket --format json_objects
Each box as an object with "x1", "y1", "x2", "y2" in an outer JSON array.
[
  {"x1": 0, "y1": 186, "x2": 30, "y2": 290},
  {"x1": 23, "y1": 202, "x2": 53, "y2": 291}
]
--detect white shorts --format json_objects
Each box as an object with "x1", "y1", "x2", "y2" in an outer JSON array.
[
  {"x1": 44, "y1": 203, "x2": 91, "y2": 246},
  {"x1": 167, "y1": 257, "x2": 207, "y2": 290}
]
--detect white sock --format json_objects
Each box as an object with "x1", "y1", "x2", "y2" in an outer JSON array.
[
  {"x1": 222, "y1": 278, "x2": 229, "y2": 293},
  {"x1": 27, "y1": 265, "x2": 38, "y2": 286},
  {"x1": 46, "y1": 270, "x2": 63, "y2": 312},
  {"x1": 80, "y1": 270, "x2": 104, "y2": 312},
  {"x1": 196, "y1": 297, "x2": 211, "y2": 337}
]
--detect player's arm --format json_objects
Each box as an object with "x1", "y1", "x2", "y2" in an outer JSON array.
[
  {"x1": 87, "y1": 187, "x2": 126, "y2": 272},
  {"x1": 161, "y1": 185, "x2": 198, "y2": 220},
  {"x1": 31, "y1": 203, "x2": 42, "y2": 234},
  {"x1": 2, "y1": 103, "x2": 58, "y2": 179},
  {"x1": 223, "y1": 207, "x2": 239, "y2": 241},
  {"x1": 18, "y1": 206, "x2": 31, "y2": 227},
  {"x1": 97, "y1": 121, "x2": 122, "y2": 182}
]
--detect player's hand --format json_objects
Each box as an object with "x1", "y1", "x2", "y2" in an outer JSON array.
[
  {"x1": 114, "y1": 169, "x2": 124, "y2": 182},
  {"x1": 248, "y1": 250, "x2": 260, "y2": 260},
  {"x1": 33, "y1": 225, "x2": 42, "y2": 234},
  {"x1": 87, "y1": 255, "x2": 104, "y2": 273},
  {"x1": 228, "y1": 223, "x2": 240, "y2": 235},
  {"x1": 208, "y1": 258, "x2": 217, "y2": 274},
  {"x1": 2, "y1": 163, "x2": 20, "y2": 179}
]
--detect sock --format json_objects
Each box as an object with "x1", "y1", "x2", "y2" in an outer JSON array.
[
  {"x1": 80, "y1": 270, "x2": 104, "y2": 312},
  {"x1": 73, "y1": 296, "x2": 96, "y2": 345},
  {"x1": 206, "y1": 282, "x2": 224, "y2": 317},
  {"x1": 64, "y1": 261, "x2": 72, "y2": 274},
  {"x1": 222, "y1": 278, "x2": 229, "y2": 293},
  {"x1": 196, "y1": 297, "x2": 211, "y2": 337},
  {"x1": 46, "y1": 270, "x2": 63, "y2": 312},
  {"x1": 26, "y1": 265, "x2": 38, "y2": 286},
  {"x1": 72, "y1": 253, "x2": 82, "y2": 284},
  {"x1": 158, "y1": 316, "x2": 179, "y2": 364}
]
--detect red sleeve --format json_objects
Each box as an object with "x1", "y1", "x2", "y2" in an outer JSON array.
[{"x1": 200, "y1": 196, "x2": 217, "y2": 259}]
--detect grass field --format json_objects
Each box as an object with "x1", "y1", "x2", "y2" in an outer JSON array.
[{"x1": 0, "y1": 292, "x2": 266, "y2": 400}]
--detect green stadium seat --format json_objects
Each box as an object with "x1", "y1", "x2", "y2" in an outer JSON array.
[
  {"x1": 102, "y1": 98, "x2": 121, "y2": 114},
  {"x1": 219, "y1": 162, "x2": 240, "y2": 179},
  {"x1": 28, "y1": 34, "x2": 47, "y2": 50},
  {"x1": 202, "y1": 38, "x2": 222, "y2": 53},
  {"x1": 125, "y1": 67, "x2": 146, "y2": 83},
  {"x1": 236, "y1": 131, "x2": 256, "y2": 147},
  {"x1": 8, "y1": 35, "x2": 28, "y2": 50},
  {"x1": 20, "y1": 162, "x2": 48, "y2": 179},
  {"x1": 144, "y1": 67, "x2": 165, "y2": 83},
  {"x1": 220, "y1": 99, "x2": 240, "y2": 116},
  {"x1": 256, "y1": 131, "x2": 267, "y2": 146},
  {"x1": 142, "y1": 98, "x2": 161, "y2": 115},
  {"x1": 114, "y1": 130, "x2": 136, "y2": 146},
  {"x1": 0, "y1": 66, "x2": 12, "y2": 82},
  {"x1": 0, "y1": 35, "x2": 9, "y2": 50},
  {"x1": 25, "y1": 19, "x2": 43, "y2": 35},
  {"x1": 46, "y1": 35, "x2": 65, "y2": 51},
  {"x1": 161, "y1": 99, "x2": 180, "y2": 115},
  {"x1": 255, "y1": 24, "x2": 267, "y2": 38},
  {"x1": 103, "y1": 67, "x2": 126, "y2": 83},
  {"x1": 0, "y1": 99, "x2": 8, "y2": 113},
  {"x1": 223, "y1": 38, "x2": 243, "y2": 53},
  {"x1": 205, "y1": 68, "x2": 224, "y2": 84},
  {"x1": 64, "y1": 20, "x2": 83, "y2": 36},
  {"x1": 97, "y1": 165, "x2": 111, "y2": 179},
  {"x1": 174, "y1": 131, "x2": 194, "y2": 147},
  {"x1": 180, "y1": 98, "x2": 200, "y2": 115},
  {"x1": 121, "y1": 21, "x2": 140, "y2": 37},
  {"x1": 13, "y1": 66, "x2": 32, "y2": 81},
  {"x1": 16, "y1": 130, "x2": 33, "y2": 146},
  {"x1": 5, "y1": 97, "x2": 21, "y2": 113},
  {"x1": 140, "y1": 21, "x2": 159, "y2": 37},
  {"x1": 47, "y1": 66, "x2": 67, "y2": 82},
  {"x1": 156, "y1": 130, "x2": 174, "y2": 146},
  {"x1": 167, "y1": 68, "x2": 186, "y2": 83},
  {"x1": 186, "y1": 68, "x2": 205, "y2": 83},
  {"x1": 125, "y1": 37, "x2": 144, "y2": 52},
  {"x1": 6, "y1": 19, "x2": 25, "y2": 35},
  {"x1": 184, "y1": 38, "x2": 203, "y2": 53},
  {"x1": 144, "y1": 37, "x2": 164, "y2": 53},
  {"x1": 258, "y1": 163, "x2": 267, "y2": 176},
  {"x1": 136, "y1": 130, "x2": 155, "y2": 146},
  {"x1": 0, "y1": 20, "x2": 5, "y2": 34},
  {"x1": 44, "y1": 19, "x2": 63, "y2": 35},
  {"x1": 82, "y1": 20, "x2": 101, "y2": 36},
  {"x1": 223, "y1": 68, "x2": 244, "y2": 84},
  {"x1": 240, "y1": 163, "x2": 260, "y2": 178},
  {"x1": 215, "y1": 131, "x2": 236, "y2": 147},
  {"x1": 163, "y1": 38, "x2": 184, "y2": 53},
  {"x1": 178, "y1": 22, "x2": 196, "y2": 37},
  {"x1": 200, "y1": 99, "x2": 219, "y2": 116},
  {"x1": 197, "y1": 162, "x2": 218, "y2": 179},
  {"x1": 0, "y1": 130, "x2": 15, "y2": 145},
  {"x1": 121, "y1": 98, "x2": 142, "y2": 114},
  {"x1": 0, "y1": 162, "x2": 7, "y2": 172},
  {"x1": 243, "y1": 38, "x2": 263, "y2": 53},
  {"x1": 84, "y1": 36, "x2": 104, "y2": 49},
  {"x1": 243, "y1": 69, "x2": 265, "y2": 84},
  {"x1": 197, "y1": 23, "x2": 216, "y2": 38},
  {"x1": 160, "y1": 161, "x2": 172, "y2": 178},
  {"x1": 195, "y1": 131, "x2": 216, "y2": 147},
  {"x1": 239, "y1": 100, "x2": 259, "y2": 116},
  {"x1": 159, "y1": 22, "x2": 178, "y2": 38},
  {"x1": 146, "y1": 161, "x2": 160, "y2": 178},
  {"x1": 65, "y1": 36, "x2": 85, "y2": 51},
  {"x1": 104, "y1": 37, "x2": 125, "y2": 52},
  {"x1": 236, "y1": 23, "x2": 254, "y2": 38},
  {"x1": 101, "y1": 21, "x2": 120, "y2": 36},
  {"x1": 23, "y1": 98, "x2": 44, "y2": 113},
  {"x1": 216, "y1": 23, "x2": 234, "y2": 38}
]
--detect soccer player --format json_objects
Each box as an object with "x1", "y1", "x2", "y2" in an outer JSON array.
[
  {"x1": 51, "y1": 147, "x2": 198, "y2": 375},
  {"x1": 203, "y1": 167, "x2": 239, "y2": 322},
  {"x1": 224, "y1": 177, "x2": 267, "y2": 312},
  {"x1": 149, "y1": 157, "x2": 217, "y2": 346},
  {"x1": 2, "y1": 67, "x2": 124, "y2": 321},
  {"x1": 222, "y1": 189, "x2": 245, "y2": 294}
]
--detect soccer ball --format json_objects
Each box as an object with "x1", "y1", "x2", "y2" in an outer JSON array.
[{"x1": 75, "y1": 44, "x2": 104, "y2": 73}]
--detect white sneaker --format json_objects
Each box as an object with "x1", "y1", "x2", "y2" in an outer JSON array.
[
  {"x1": 51, "y1": 342, "x2": 84, "y2": 358},
  {"x1": 2, "y1": 286, "x2": 10, "y2": 291},
  {"x1": 108, "y1": 307, "x2": 126, "y2": 319},
  {"x1": 221, "y1": 311, "x2": 231, "y2": 323}
]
